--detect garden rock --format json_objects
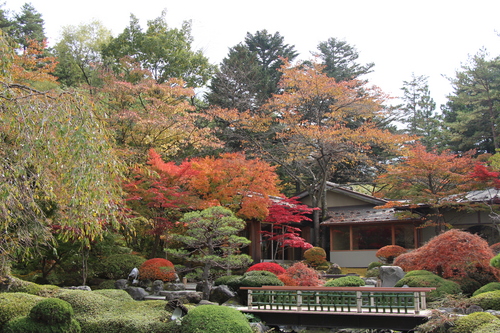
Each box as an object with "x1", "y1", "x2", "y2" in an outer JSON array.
[
  {"x1": 209, "y1": 285, "x2": 237, "y2": 304},
  {"x1": 152, "y1": 280, "x2": 164, "y2": 295},
  {"x1": 64, "y1": 286, "x2": 92, "y2": 291},
  {"x1": 165, "y1": 283, "x2": 185, "y2": 291},
  {"x1": 363, "y1": 277, "x2": 378, "y2": 286},
  {"x1": 125, "y1": 286, "x2": 149, "y2": 300},
  {"x1": 379, "y1": 266, "x2": 405, "y2": 287},
  {"x1": 164, "y1": 290, "x2": 203, "y2": 304},
  {"x1": 114, "y1": 279, "x2": 128, "y2": 290},
  {"x1": 466, "y1": 305, "x2": 484, "y2": 314}
]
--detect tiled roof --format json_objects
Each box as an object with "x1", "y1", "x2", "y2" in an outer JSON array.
[{"x1": 320, "y1": 205, "x2": 414, "y2": 225}]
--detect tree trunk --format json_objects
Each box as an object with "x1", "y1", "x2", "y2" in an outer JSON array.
[{"x1": 201, "y1": 263, "x2": 212, "y2": 300}]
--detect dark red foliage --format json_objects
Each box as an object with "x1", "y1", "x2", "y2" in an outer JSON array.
[
  {"x1": 247, "y1": 262, "x2": 286, "y2": 275},
  {"x1": 278, "y1": 262, "x2": 324, "y2": 286},
  {"x1": 376, "y1": 245, "x2": 407, "y2": 264}
]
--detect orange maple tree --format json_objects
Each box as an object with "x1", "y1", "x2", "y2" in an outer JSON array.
[{"x1": 207, "y1": 60, "x2": 411, "y2": 244}]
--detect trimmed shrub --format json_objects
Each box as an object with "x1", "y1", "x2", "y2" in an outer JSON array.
[
  {"x1": 470, "y1": 290, "x2": 500, "y2": 310},
  {"x1": 394, "y1": 272, "x2": 462, "y2": 301},
  {"x1": 181, "y1": 305, "x2": 252, "y2": 333},
  {"x1": 277, "y1": 262, "x2": 323, "y2": 286},
  {"x1": 214, "y1": 275, "x2": 242, "y2": 287},
  {"x1": 367, "y1": 261, "x2": 384, "y2": 271},
  {"x1": 394, "y1": 230, "x2": 499, "y2": 281},
  {"x1": 473, "y1": 282, "x2": 500, "y2": 297},
  {"x1": 474, "y1": 321, "x2": 500, "y2": 333},
  {"x1": 29, "y1": 298, "x2": 74, "y2": 325},
  {"x1": 4, "y1": 298, "x2": 81, "y2": 333},
  {"x1": 96, "y1": 254, "x2": 146, "y2": 280},
  {"x1": 138, "y1": 258, "x2": 176, "y2": 282},
  {"x1": 376, "y1": 245, "x2": 406, "y2": 264},
  {"x1": 0, "y1": 293, "x2": 43, "y2": 328},
  {"x1": 451, "y1": 312, "x2": 499, "y2": 333},
  {"x1": 237, "y1": 270, "x2": 284, "y2": 287},
  {"x1": 1, "y1": 276, "x2": 59, "y2": 297},
  {"x1": 303, "y1": 247, "x2": 329, "y2": 270},
  {"x1": 324, "y1": 275, "x2": 365, "y2": 287},
  {"x1": 404, "y1": 270, "x2": 435, "y2": 277},
  {"x1": 246, "y1": 262, "x2": 285, "y2": 276}
]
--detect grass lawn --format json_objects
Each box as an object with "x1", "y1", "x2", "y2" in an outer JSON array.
[{"x1": 341, "y1": 267, "x2": 367, "y2": 276}]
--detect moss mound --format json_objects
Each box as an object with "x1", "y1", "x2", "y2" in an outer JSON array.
[
  {"x1": 394, "y1": 272, "x2": 461, "y2": 301},
  {"x1": 324, "y1": 276, "x2": 365, "y2": 287},
  {"x1": 473, "y1": 282, "x2": 500, "y2": 297},
  {"x1": 3, "y1": 298, "x2": 81, "y2": 333},
  {"x1": 181, "y1": 305, "x2": 251, "y2": 333},
  {"x1": 55, "y1": 289, "x2": 172, "y2": 332},
  {"x1": 470, "y1": 290, "x2": 500, "y2": 310},
  {"x1": 236, "y1": 270, "x2": 284, "y2": 288},
  {"x1": 404, "y1": 270, "x2": 435, "y2": 277},
  {"x1": 1, "y1": 276, "x2": 59, "y2": 296},
  {"x1": 474, "y1": 320, "x2": 500, "y2": 333},
  {"x1": 0, "y1": 293, "x2": 43, "y2": 329},
  {"x1": 451, "y1": 312, "x2": 499, "y2": 333}
]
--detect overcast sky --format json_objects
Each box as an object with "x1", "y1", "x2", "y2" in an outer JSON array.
[{"x1": 6, "y1": 0, "x2": 500, "y2": 107}]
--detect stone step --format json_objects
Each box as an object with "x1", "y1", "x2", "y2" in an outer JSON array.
[{"x1": 144, "y1": 295, "x2": 166, "y2": 301}]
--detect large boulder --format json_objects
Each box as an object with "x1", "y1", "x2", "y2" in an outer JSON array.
[
  {"x1": 209, "y1": 285, "x2": 237, "y2": 304},
  {"x1": 379, "y1": 266, "x2": 406, "y2": 287},
  {"x1": 125, "y1": 286, "x2": 149, "y2": 300},
  {"x1": 114, "y1": 279, "x2": 128, "y2": 290},
  {"x1": 152, "y1": 280, "x2": 164, "y2": 295}
]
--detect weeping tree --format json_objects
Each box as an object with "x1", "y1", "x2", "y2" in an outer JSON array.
[{"x1": 0, "y1": 31, "x2": 125, "y2": 282}]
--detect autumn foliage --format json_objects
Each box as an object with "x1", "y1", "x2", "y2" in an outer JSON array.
[
  {"x1": 277, "y1": 262, "x2": 324, "y2": 286},
  {"x1": 376, "y1": 245, "x2": 407, "y2": 264},
  {"x1": 394, "y1": 229, "x2": 500, "y2": 280},
  {"x1": 138, "y1": 258, "x2": 176, "y2": 282},
  {"x1": 246, "y1": 262, "x2": 286, "y2": 276}
]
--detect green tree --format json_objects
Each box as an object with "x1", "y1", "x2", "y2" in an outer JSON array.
[
  {"x1": 399, "y1": 73, "x2": 442, "y2": 149},
  {"x1": 53, "y1": 20, "x2": 112, "y2": 89},
  {"x1": 314, "y1": 37, "x2": 374, "y2": 82},
  {"x1": 167, "y1": 206, "x2": 252, "y2": 299},
  {"x1": 207, "y1": 29, "x2": 297, "y2": 112},
  {"x1": 10, "y1": 3, "x2": 45, "y2": 49},
  {"x1": 443, "y1": 50, "x2": 500, "y2": 154},
  {"x1": 103, "y1": 11, "x2": 215, "y2": 87}
]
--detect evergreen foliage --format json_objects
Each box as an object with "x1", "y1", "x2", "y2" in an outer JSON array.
[{"x1": 180, "y1": 305, "x2": 252, "y2": 333}]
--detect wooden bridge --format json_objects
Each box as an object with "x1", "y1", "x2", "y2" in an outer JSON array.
[{"x1": 240, "y1": 286, "x2": 435, "y2": 332}]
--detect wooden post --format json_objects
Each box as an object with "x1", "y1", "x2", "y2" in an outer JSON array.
[
  {"x1": 413, "y1": 292, "x2": 420, "y2": 314},
  {"x1": 297, "y1": 291, "x2": 302, "y2": 311}
]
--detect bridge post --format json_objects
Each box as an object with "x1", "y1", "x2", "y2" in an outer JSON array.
[
  {"x1": 297, "y1": 290, "x2": 302, "y2": 311},
  {"x1": 356, "y1": 291, "x2": 362, "y2": 313},
  {"x1": 247, "y1": 290, "x2": 253, "y2": 310},
  {"x1": 413, "y1": 292, "x2": 420, "y2": 314}
]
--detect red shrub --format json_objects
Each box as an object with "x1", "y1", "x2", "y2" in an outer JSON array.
[
  {"x1": 376, "y1": 245, "x2": 407, "y2": 264},
  {"x1": 277, "y1": 274, "x2": 298, "y2": 286},
  {"x1": 394, "y1": 229, "x2": 499, "y2": 280},
  {"x1": 247, "y1": 262, "x2": 286, "y2": 276},
  {"x1": 138, "y1": 258, "x2": 176, "y2": 282},
  {"x1": 279, "y1": 262, "x2": 324, "y2": 286}
]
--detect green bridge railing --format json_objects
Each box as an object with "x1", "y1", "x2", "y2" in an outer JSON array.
[{"x1": 241, "y1": 286, "x2": 435, "y2": 314}]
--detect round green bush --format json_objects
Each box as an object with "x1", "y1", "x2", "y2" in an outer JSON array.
[
  {"x1": 470, "y1": 290, "x2": 500, "y2": 310},
  {"x1": 394, "y1": 272, "x2": 462, "y2": 301},
  {"x1": 473, "y1": 282, "x2": 500, "y2": 297},
  {"x1": 0, "y1": 293, "x2": 43, "y2": 328},
  {"x1": 451, "y1": 312, "x2": 499, "y2": 333},
  {"x1": 181, "y1": 305, "x2": 252, "y2": 333},
  {"x1": 237, "y1": 271, "x2": 284, "y2": 287},
  {"x1": 214, "y1": 275, "x2": 243, "y2": 287},
  {"x1": 4, "y1": 316, "x2": 81, "y2": 333},
  {"x1": 404, "y1": 270, "x2": 435, "y2": 277},
  {"x1": 29, "y1": 298, "x2": 74, "y2": 325},
  {"x1": 324, "y1": 276, "x2": 365, "y2": 287},
  {"x1": 96, "y1": 254, "x2": 146, "y2": 280}
]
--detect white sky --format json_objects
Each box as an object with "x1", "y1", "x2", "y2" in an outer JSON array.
[{"x1": 6, "y1": 0, "x2": 500, "y2": 107}]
